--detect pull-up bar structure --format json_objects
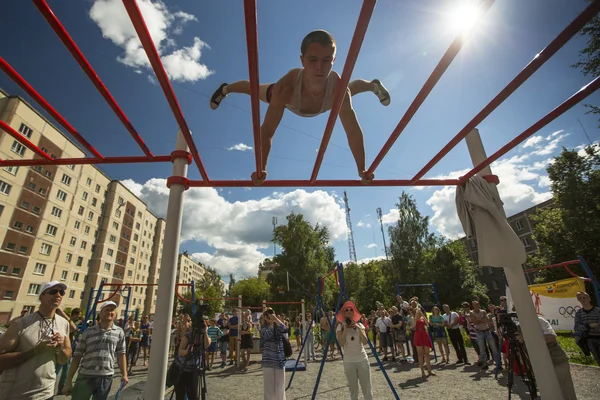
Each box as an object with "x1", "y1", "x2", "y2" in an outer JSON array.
[{"x1": 2, "y1": 1, "x2": 598, "y2": 398}]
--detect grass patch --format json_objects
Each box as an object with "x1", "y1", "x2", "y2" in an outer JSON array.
[{"x1": 555, "y1": 330, "x2": 596, "y2": 366}]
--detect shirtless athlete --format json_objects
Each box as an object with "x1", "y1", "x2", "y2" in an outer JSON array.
[{"x1": 209, "y1": 30, "x2": 390, "y2": 185}]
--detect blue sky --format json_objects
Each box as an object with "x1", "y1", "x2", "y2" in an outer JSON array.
[{"x1": 1, "y1": 0, "x2": 599, "y2": 279}]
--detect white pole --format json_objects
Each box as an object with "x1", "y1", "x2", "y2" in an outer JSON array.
[
  {"x1": 238, "y1": 296, "x2": 242, "y2": 366},
  {"x1": 145, "y1": 130, "x2": 189, "y2": 399},
  {"x1": 465, "y1": 128, "x2": 563, "y2": 400},
  {"x1": 301, "y1": 299, "x2": 306, "y2": 365}
]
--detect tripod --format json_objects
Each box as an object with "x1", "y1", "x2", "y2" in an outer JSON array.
[
  {"x1": 505, "y1": 331, "x2": 537, "y2": 400},
  {"x1": 170, "y1": 326, "x2": 207, "y2": 400}
]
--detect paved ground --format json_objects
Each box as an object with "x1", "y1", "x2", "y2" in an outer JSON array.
[{"x1": 53, "y1": 347, "x2": 599, "y2": 399}]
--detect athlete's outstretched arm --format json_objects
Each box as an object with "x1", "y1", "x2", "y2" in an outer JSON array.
[{"x1": 339, "y1": 89, "x2": 372, "y2": 183}]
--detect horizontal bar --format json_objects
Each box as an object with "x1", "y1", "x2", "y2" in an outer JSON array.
[
  {"x1": 367, "y1": 0, "x2": 496, "y2": 176},
  {"x1": 0, "y1": 56, "x2": 104, "y2": 159},
  {"x1": 243, "y1": 306, "x2": 265, "y2": 309},
  {"x1": 197, "y1": 297, "x2": 242, "y2": 301},
  {"x1": 0, "y1": 120, "x2": 53, "y2": 160},
  {"x1": 523, "y1": 260, "x2": 580, "y2": 273},
  {"x1": 460, "y1": 75, "x2": 600, "y2": 183},
  {"x1": 33, "y1": 0, "x2": 154, "y2": 158},
  {"x1": 264, "y1": 301, "x2": 304, "y2": 305},
  {"x1": 122, "y1": 0, "x2": 210, "y2": 182},
  {"x1": 412, "y1": 0, "x2": 600, "y2": 183},
  {"x1": 243, "y1": 0, "x2": 263, "y2": 178},
  {"x1": 310, "y1": 0, "x2": 377, "y2": 182},
  {"x1": 99, "y1": 283, "x2": 192, "y2": 287},
  {"x1": 0, "y1": 155, "x2": 172, "y2": 167},
  {"x1": 188, "y1": 178, "x2": 460, "y2": 188},
  {"x1": 396, "y1": 284, "x2": 433, "y2": 287}
]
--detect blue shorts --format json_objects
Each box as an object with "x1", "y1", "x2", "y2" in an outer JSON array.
[{"x1": 208, "y1": 342, "x2": 218, "y2": 353}]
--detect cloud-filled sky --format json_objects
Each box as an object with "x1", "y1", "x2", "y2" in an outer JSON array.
[{"x1": 2, "y1": 0, "x2": 599, "y2": 280}]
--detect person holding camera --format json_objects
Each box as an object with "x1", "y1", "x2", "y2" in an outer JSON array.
[
  {"x1": 336, "y1": 301, "x2": 373, "y2": 400},
  {"x1": 261, "y1": 308, "x2": 287, "y2": 399},
  {"x1": 173, "y1": 319, "x2": 212, "y2": 400}
]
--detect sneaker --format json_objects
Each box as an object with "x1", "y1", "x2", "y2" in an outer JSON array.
[
  {"x1": 371, "y1": 79, "x2": 391, "y2": 106},
  {"x1": 210, "y1": 83, "x2": 228, "y2": 110},
  {"x1": 481, "y1": 365, "x2": 489, "y2": 370},
  {"x1": 219, "y1": 362, "x2": 226, "y2": 368}
]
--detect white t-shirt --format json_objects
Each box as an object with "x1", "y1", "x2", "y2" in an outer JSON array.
[
  {"x1": 443, "y1": 312, "x2": 460, "y2": 330},
  {"x1": 538, "y1": 316, "x2": 556, "y2": 337},
  {"x1": 336, "y1": 322, "x2": 368, "y2": 362},
  {"x1": 375, "y1": 317, "x2": 390, "y2": 333}
]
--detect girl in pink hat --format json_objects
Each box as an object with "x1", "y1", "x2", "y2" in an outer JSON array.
[{"x1": 336, "y1": 300, "x2": 373, "y2": 400}]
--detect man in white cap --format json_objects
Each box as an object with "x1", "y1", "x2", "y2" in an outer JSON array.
[
  {"x1": 62, "y1": 301, "x2": 127, "y2": 399},
  {"x1": 0, "y1": 280, "x2": 72, "y2": 399}
]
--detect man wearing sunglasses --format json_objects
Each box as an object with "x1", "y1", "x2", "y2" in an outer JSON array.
[{"x1": 0, "y1": 280, "x2": 72, "y2": 400}]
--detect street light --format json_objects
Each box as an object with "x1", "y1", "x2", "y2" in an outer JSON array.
[
  {"x1": 272, "y1": 216, "x2": 278, "y2": 257},
  {"x1": 376, "y1": 207, "x2": 389, "y2": 260}
]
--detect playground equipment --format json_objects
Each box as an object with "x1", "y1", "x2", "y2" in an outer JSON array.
[{"x1": 4, "y1": 1, "x2": 600, "y2": 398}]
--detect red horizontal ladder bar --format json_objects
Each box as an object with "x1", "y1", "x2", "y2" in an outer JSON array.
[
  {"x1": 310, "y1": 0, "x2": 377, "y2": 182},
  {"x1": 367, "y1": 0, "x2": 496, "y2": 177},
  {"x1": 187, "y1": 178, "x2": 459, "y2": 188},
  {"x1": 460, "y1": 76, "x2": 600, "y2": 183},
  {"x1": 412, "y1": 0, "x2": 600, "y2": 183},
  {"x1": 122, "y1": 0, "x2": 210, "y2": 182},
  {"x1": 0, "y1": 56, "x2": 104, "y2": 159},
  {"x1": 243, "y1": 0, "x2": 263, "y2": 179},
  {"x1": 523, "y1": 260, "x2": 580, "y2": 273},
  {"x1": 0, "y1": 155, "x2": 172, "y2": 167},
  {"x1": 0, "y1": 120, "x2": 53, "y2": 160},
  {"x1": 33, "y1": 0, "x2": 154, "y2": 158}
]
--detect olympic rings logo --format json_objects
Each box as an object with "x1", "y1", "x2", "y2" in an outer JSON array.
[{"x1": 558, "y1": 306, "x2": 581, "y2": 318}]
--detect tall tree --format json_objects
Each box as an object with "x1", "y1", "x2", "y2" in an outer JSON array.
[
  {"x1": 386, "y1": 192, "x2": 435, "y2": 294},
  {"x1": 267, "y1": 212, "x2": 336, "y2": 307},
  {"x1": 230, "y1": 278, "x2": 271, "y2": 308},
  {"x1": 530, "y1": 146, "x2": 600, "y2": 279},
  {"x1": 197, "y1": 265, "x2": 225, "y2": 296}
]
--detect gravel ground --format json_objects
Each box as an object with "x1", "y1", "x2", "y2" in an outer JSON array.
[{"x1": 53, "y1": 347, "x2": 600, "y2": 399}]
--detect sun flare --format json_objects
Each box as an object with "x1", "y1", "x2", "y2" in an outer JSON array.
[{"x1": 449, "y1": 1, "x2": 482, "y2": 34}]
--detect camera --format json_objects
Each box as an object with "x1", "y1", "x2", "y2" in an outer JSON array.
[
  {"x1": 191, "y1": 302, "x2": 210, "y2": 333},
  {"x1": 497, "y1": 311, "x2": 519, "y2": 334},
  {"x1": 345, "y1": 317, "x2": 352, "y2": 326}
]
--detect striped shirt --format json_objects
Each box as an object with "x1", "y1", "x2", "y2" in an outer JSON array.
[
  {"x1": 74, "y1": 324, "x2": 126, "y2": 376},
  {"x1": 260, "y1": 324, "x2": 286, "y2": 369},
  {"x1": 574, "y1": 306, "x2": 600, "y2": 336},
  {"x1": 206, "y1": 325, "x2": 222, "y2": 342}
]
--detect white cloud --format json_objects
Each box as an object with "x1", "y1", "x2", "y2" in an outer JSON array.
[
  {"x1": 89, "y1": 0, "x2": 213, "y2": 83},
  {"x1": 538, "y1": 176, "x2": 551, "y2": 187},
  {"x1": 531, "y1": 133, "x2": 569, "y2": 156},
  {"x1": 365, "y1": 243, "x2": 377, "y2": 249},
  {"x1": 123, "y1": 180, "x2": 346, "y2": 277},
  {"x1": 341, "y1": 255, "x2": 386, "y2": 265},
  {"x1": 381, "y1": 208, "x2": 399, "y2": 225},
  {"x1": 356, "y1": 220, "x2": 371, "y2": 228},
  {"x1": 227, "y1": 143, "x2": 253, "y2": 152},
  {"x1": 522, "y1": 135, "x2": 543, "y2": 148}
]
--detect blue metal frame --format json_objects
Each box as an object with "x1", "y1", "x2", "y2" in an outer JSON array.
[
  {"x1": 311, "y1": 263, "x2": 400, "y2": 400},
  {"x1": 579, "y1": 256, "x2": 600, "y2": 306}
]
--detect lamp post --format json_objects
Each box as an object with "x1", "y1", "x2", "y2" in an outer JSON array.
[
  {"x1": 272, "y1": 216, "x2": 277, "y2": 257},
  {"x1": 376, "y1": 207, "x2": 389, "y2": 260}
]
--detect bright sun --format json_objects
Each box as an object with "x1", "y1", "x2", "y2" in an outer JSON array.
[{"x1": 449, "y1": 1, "x2": 482, "y2": 34}]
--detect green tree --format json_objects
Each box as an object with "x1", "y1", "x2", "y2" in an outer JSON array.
[
  {"x1": 175, "y1": 285, "x2": 224, "y2": 318},
  {"x1": 230, "y1": 277, "x2": 271, "y2": 307},
  {"x1": 530, "y1": 146, "x2": 600, "y2": 279},
  {"x1": 197, "y1": 265, "x2": 225, "y2": 295},
  {"x1": 386, "y1": 192, "x2": 435, "y2": 295},
  {"x1": 267, "y1": 213, "x2": 336, "y2": 308},
  {"x1": 353, "y1": 260, "x2": 391, "y2": 314}
]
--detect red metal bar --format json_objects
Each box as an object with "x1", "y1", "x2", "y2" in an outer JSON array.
[
  {"x1": 310, "y1": 0, "x2": 377, "y2": 182},
  {"x1": 412, "y1": 0, "x2": 600, "y2": 183},
  {"x1": 188, "y1": 178, "x2": 460, "y2": 188},
  {"x1": 101, "y1": 283, "x2": 192, "y2": 287},
  {"x1": 243, "y1": 0, "x2": 263, "y2": 178},
  {"x1": 460, "y1": 76, "x2": 600, "y2": 183},
  {"x1": 0, "y1": 56, "x2": 103, "y2": 159},
  {"x1": 0, "y1": 155, "x2": 171, "y2": 167},
  {"x1": 564, "y1": 266, "x2": 582, "y2": 279},
  {"x1": 197, "y1": 297, "x2": 242, "y2": 301},
  {"x1": 97, "y1": 286, "x2": 122, "y2": 303},
  {"x1": 523, "y1": 260, "x2": 580, "y2": 273},
  {"x1": 33, "y1": 0, "x2": 154, "y2": 158},
  {"x1": 367, "y1": 0, "x2": 496, "y2": 177},
  {"x1": 0, "y1": 120, "x2": 53, "y2": 160},
  {"x1": 264, "y1": 301, "x2": 304, "y2": 305},
  {"x1": 122, "y1": 0, "x2": 210, "y2": 182}
]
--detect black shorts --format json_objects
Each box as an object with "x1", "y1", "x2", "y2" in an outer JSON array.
[{"x1": 266, "y1": 83, "x2": 276, "y2": 103}]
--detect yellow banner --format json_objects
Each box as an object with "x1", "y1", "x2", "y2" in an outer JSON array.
[{"x1": 528, "y1": 277, "x2": 585, "y2": 299}]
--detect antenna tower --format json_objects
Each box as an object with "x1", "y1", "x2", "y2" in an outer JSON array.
[
  {"x1": 376, "y1": 207, "x2": 389, "y2": 260},
  {"x1": 343, "y1": 191, "x2": 357, "y2": 263}
]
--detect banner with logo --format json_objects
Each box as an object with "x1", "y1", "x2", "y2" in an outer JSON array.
[{"x1": 528, "y1": 277, "x2": 585, "y2": 331}]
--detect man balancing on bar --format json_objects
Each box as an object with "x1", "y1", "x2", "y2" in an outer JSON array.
[{"x1": 209, "y1": 30, "x2": 391, "y2": 185}]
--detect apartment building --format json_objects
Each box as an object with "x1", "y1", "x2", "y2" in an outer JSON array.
[
  {"x1": 176, "y1": 252, "x2": 205, "y2": 286},
  {"x1": 0, "y1": 88, "x2": 166, "y2": 323},
  {"x1": 461, "y1": 198, "x2": 555, "y2": 302}
]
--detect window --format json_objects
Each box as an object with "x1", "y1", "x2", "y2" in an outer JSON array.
[
  {"x1": 27, "y1": 182, "x2": 36, "y2": 191},
  {"x1": 33, "y1": 263, "x2": 46, "y2": 275},
  {"x1": 61, "y1": 271, "x2": 68, "y2": 280},
  {"x1": 113, "y1": 222, "x2": 119, "y2": 230},
  {"x1": 84, "y1": 226, "x2": 90, "y2": 235},
  {"x1": 11, "y1": 267, "x2": 20, "y2": 276},
  {"x1": 107, "y1": 249, "x2": 114, "y2": 257},
  {"x1": 492, "y1": 281, "x2": 499, "y2": 290},
  {"x1": 28, "y1": 284, "x2": 41, "y2": 295},
  {"x1": 0, "y1": 180, "x2": 12, "y2": 195},
  {"x1": 17, "y1": 245, "x2": 27, "y2": 254},
  {"x1": 25, "y1": 225, "x2": 34, "y2": 234},
  {"x1": 109, "y1": 235, "x2": 116, "y2": 243},
  {"x1": 69, "y1": 290, "x2": 75, "y2": 299},
  {"x1": 522, "y1": 237, "x2": 531, "y2": 247},
  {"x1": 118, "y1": 197, "x2": 125, "y2": 205},
  {"x1": 5, "y1": 243, "x2": 16, "y2": 252},
  {"x1": 56, "y1": 190, "x2": 67, "y2": 202},
  {"x1": 38, "y1": 187, "x2": 46, "y2": 196},
  {"x1": 40, "y1": 243, "x2": 52, "y2": 255},
  {"x1": 66, "y1": 253, "x2": 72, "y2": 263},
  {"x1": 115, "y1": 209, "x2": 121, "y2": 218},
  {"x1": 87, "y1": 211, "x2": 94, "y2": 221},
  {"x1": 32, "y1": 206, "x2": 40, "y2": 215},
  {"x1": 13, "y1": 221, "x2": 23, "y2": 230},
  {"x1": 3, "y1": 166, "x2": 18, "y2": 175},
  {"x1": 516, "y1": 220, "x2": 524, "y2": 231},
  {"x1": 74, "y1": 220, "x2": 81, "y2": 230},
  {"x1": 3, "y1": 291, "x2": 14, "y2": 299},
  {"x1": 45, "y1": 224, "x2": 58, "y2": 236},
  {"x1": 11, "y1": 141, "x2": 26, "y2": 156},
  {"x1": 86, "y1": 177, "x2": 92, "y2": 186},
  {"x1": 82, "y1": 192, "x2": 88, "y2": 201},
  {"x1": 70, "y1": 236, "x2": 76, "y2": 246},
  {"x1": 104, "y1": 262, "x2": 111, "y2": 271},
  {"x1": 76, "y1": 256, "x2": 83, "y2": 267},
  {"x1": 19, "y1": 123, "x2": 33, "y2": 138},
  {"x1": 51, "y1": 207, "x2": 62, "y2": 218},
  {"x1": 73, "y1": 273, "x2": 79, "y2": 282},
  {"x1": 95, "y1": 184, "x2": 100, "y2": 193},
  {"x1": 91, "y1": 198, "x2": 97, "y2": 207},
  {"x1": 44, "y1": 170, "x2": 52, "y2": 178},
  {"x1": 80, "y1": 241, "x2": 87, "y2": 250},
  {"x1": 0, "y1": 265, "x2": 8, "y2": 274}
]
